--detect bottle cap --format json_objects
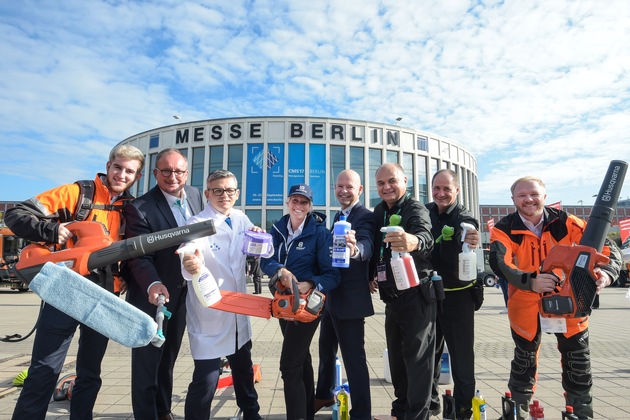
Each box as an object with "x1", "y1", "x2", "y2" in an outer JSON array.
[
  {"x1": 505, "y1": 391, "x2": 512, "y2": 397},
  {"x1": 445, "y1": 389, "x2": 452, "y2": 395}
]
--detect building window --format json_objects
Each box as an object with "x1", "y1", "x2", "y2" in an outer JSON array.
[
  {"x1": 369, "y1": 149, "x2": 382, "y2": 208},
  {"x1": 149, "y1": 153, "x2": 158, "y2": 190},
  {"x1": 330, "y1": 145, "x2": 345, "y2": 206},
  {"x1": 191, "y1": 147, "x2": 205, "y2": 192},
  {"x1": 228, "y1": 145, "x2": 243, "y2": 206},
  {"x1": 149, "y1": 134, "x2": 159, "y2": 149},
  {"x1": 350, "y1": 146, "x2": 365, "y2": 205},
  {"x1": 403, "y1": 153, "x2": 414, "y2": 197},
  {"x1": 309, "y1": 144, "x2": 326, "y2": 206},
  {"x1": 417, "y1": 135, "x2": 428, "y2": 151},
  {"x1": 209, "y1": 145, "x2": 224, "y2": 172},
  {"x1": 386, "y1": 150, "x2": 398, "y2": 164},
  {"x1": 417, "y1": 156, "x2": 428, "y2": 204},
  {"x1": 248, "y1": 209, "x2": 262, "y2": 228},
  {"x1": 265, "y1": 209, "x2": 284, "y2": 232},
  {"x1": 430, "y1": 158, "x2": 439, "y2": 182}
]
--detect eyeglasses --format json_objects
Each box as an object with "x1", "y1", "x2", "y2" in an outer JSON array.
[
  {"x1": 209, "y1": 188, "x2": 238, "y2": 196},
  {"x1": 156, "y1": 168, "x2": 187, "y2": 178}
]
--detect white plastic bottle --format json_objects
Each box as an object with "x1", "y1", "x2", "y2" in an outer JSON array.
[
  {"x1": 332, "y1": 215, "x2": 351, "y2": 268},
  {"x1": 381, "y1": 225, "x2": 420, "y2": 290},
  {"x1": 177, "y1": 243, "x2": 221, "y2": 307},
  {"x1": 459, "y1": 222, "x2": 478, "y2": 281}
]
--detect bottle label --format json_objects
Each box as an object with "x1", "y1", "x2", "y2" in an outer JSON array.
[
  {"x1": 391, "y1": 258, "x2": 410, "y2": 290},
  {"x1": 196, "y1": 270, "x2": 221, "y2": 306},
  {"x1": 332, "y1": 234, "x2": 350, "y2": 267}
]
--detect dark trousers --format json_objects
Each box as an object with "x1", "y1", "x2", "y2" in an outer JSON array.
[
  {"x1": 247, "y1": 257, "x2": 263, "y2": 294},
  {"x1": 431, "y1": 288, "x2": 476, "y2": 418},
  {"x1": 498, "y1": 278, "x2": 509, "y2": 306},
  {"x1": 385, "y1": 290, "x2": 437, "y2": 420},
  {"x1": 130, "y1": 288, "x2": 187, "y2": 420},
  {"x1": 279, "y1": 317, "x2": 322, "y2": 420},
  {"x1": 12, "y1": 303, "x2": 109, "y2": 420},
  {"x1": 315, "y1": 307, "x2": 371, "y2": 420},
  {"x1": 185, "y1": 340, "x2": 261, "y2": 420},
  {"x1": 509, "y1": 327, "x2": 593, "y2": 420}
]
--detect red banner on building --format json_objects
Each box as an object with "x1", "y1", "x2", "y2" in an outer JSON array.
[
  {"x1": 487, "y1": 218, "x2": 495, "y2": 234},
  {"x1": 620, "y1": 218, "x2": 630, "y2": 244},
  {"x1": 548, "y1": 201, "x2": 562, "y2": 210}
]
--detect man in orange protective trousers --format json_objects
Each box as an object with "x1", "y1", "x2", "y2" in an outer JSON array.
[
  {"x1": 5, "y1": 144, "x2": 144, "y2": 420},
  {"x1": 489, "y1": 176, "x2": 621, "y2": 420}
]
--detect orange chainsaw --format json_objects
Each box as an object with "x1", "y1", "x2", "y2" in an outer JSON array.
[
  {"x1": 214, "y1": 276, "x2": 326, "y2": 323},
  {"x1": 539, "y1": 160, "x2": 627, "y2": 318}
]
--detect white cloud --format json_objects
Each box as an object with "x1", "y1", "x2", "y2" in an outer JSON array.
[{"x1": 0, "y1": 0, "x2": 628, "y2": 206}]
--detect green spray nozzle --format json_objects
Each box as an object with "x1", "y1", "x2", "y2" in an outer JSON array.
[{"x1": 435, "y1": 225, "x2": 455, "y2": 243}]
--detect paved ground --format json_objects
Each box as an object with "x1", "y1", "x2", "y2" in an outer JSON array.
[{"x1": 1, "y1": 283, "x2": 630, "y2": 419}]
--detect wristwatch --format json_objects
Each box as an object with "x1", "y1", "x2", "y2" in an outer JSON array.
[{"x1": 415, "y1": 238, "x2": 423, "y2": 252}]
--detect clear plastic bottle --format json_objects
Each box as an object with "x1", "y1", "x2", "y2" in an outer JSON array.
[
  {"x1": 458, "y1": 222, "x2": 478, "y2": 280},
  {"x1": 335, "y1": 356, "x2": 343, "y2": 387},
  {"x1": 332, "y1": 215, "x2": 351, "y2": 268},
  {"x1": 472, "y1": 389, "x2": 487, "y2": 420}
]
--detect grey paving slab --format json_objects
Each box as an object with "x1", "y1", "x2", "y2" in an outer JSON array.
[{"x1": 1, "y1": 283, "x2": 629, "y2": 419}]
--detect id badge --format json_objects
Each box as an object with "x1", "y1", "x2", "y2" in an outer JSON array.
[
  {"x1": 539, "y1": 314, "x2": 567, "y2": 334},
  {"x1": 377, "y1": 264, "x2": 387, "y2": 282}
]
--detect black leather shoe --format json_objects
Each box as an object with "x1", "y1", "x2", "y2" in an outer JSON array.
[
  {"x1": 429, "y1": 402, "x2": 441, "y2": 417},
  {"x1": 314, "y1": 397, "x2": 335, "y2": 413}
]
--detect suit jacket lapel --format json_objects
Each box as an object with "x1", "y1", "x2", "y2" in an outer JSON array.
[
  {"x1": 153, "y1": 187, "x2": 178, "y2": 228},
  {"x1": 184, "y1": 185, "x2": 202, "y2": 215}
]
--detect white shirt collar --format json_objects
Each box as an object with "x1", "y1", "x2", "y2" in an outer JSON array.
[{"x1": 519, "y1": 212, "x2": 544, "y2": 238}]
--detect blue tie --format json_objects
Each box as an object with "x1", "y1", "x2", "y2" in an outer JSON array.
[
  {"x1": 225, "y1": 216, "x2": 232, "y2": 229},
  {"x1": 175, "y1": 199, "x2": 188, "y2": 219}
]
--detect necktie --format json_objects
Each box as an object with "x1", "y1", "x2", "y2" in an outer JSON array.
[
  {"x1": 174, "y1": 199, "x2": 188, "y2": 219},
  {"x1": 225, "y1": 216, "x2": 232, "y2": 229}
]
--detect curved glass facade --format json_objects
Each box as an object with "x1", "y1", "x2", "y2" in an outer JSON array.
[{"x1": 119, "y1": 117, "x2": 479, "y2": 231}]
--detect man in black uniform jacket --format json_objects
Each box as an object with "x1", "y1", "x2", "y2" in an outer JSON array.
[{"x1": 427, "y1": 169, "x2": 480, "y2": 419}]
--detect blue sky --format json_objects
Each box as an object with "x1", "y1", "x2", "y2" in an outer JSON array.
[{"x1": 0, "y1": 0, "x2": 628, "y2": 205}]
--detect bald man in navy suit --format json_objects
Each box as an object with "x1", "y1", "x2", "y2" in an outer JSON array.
[
  {"x1": 123, "y1": 148, "x2": 204, "y2": 420},
  {"x1": 314, "y1": 169, "x2": 376, "y2": 420}
]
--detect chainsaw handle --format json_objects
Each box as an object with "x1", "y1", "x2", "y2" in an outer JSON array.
[
  {"x1": 291, "y1": 280, "x2": 300, "y2": 313},
  {"x1": 540, "y1": 244, "x2": 609, "y2": 280}
]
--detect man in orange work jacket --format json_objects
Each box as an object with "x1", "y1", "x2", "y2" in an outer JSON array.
[
  {"x1": 489, "y1": 176, "x2": 621, "y2": 420},
  {"x1": 5, "y1": 144, "x2": 144, "y2": 420}
]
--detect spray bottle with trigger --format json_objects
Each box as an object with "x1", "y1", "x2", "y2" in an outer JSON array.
[
  {"x1": 154, "y1": 294, "x2": 172, "y2": 345},
  {"x1": 380, "y1": 214, "x2": 421, "y2": 290},
  {"x1": 176, "y1": 243, "x2": 222, "y2": 307},
  {"x1": 458, "y1": 222, "x2": 478, "y2": 281}
]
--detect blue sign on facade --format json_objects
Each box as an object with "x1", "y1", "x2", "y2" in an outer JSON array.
[
  {"x1": 246, "y1": 144, "x2": 264, "y2": 205},
  {"x1": 309, "y1": 144, "x2": 326, "y2": 206},
  {"x1": 288, "y1": 143, "x2": 305, "y2": 188},
  {"x1": 266, "y1": 143, "x2": 285, "y2": 205}
]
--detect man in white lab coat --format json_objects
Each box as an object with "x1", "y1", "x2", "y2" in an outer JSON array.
[{"x1": 180, "y1": 169, "x2": 262, "y2": 420}]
